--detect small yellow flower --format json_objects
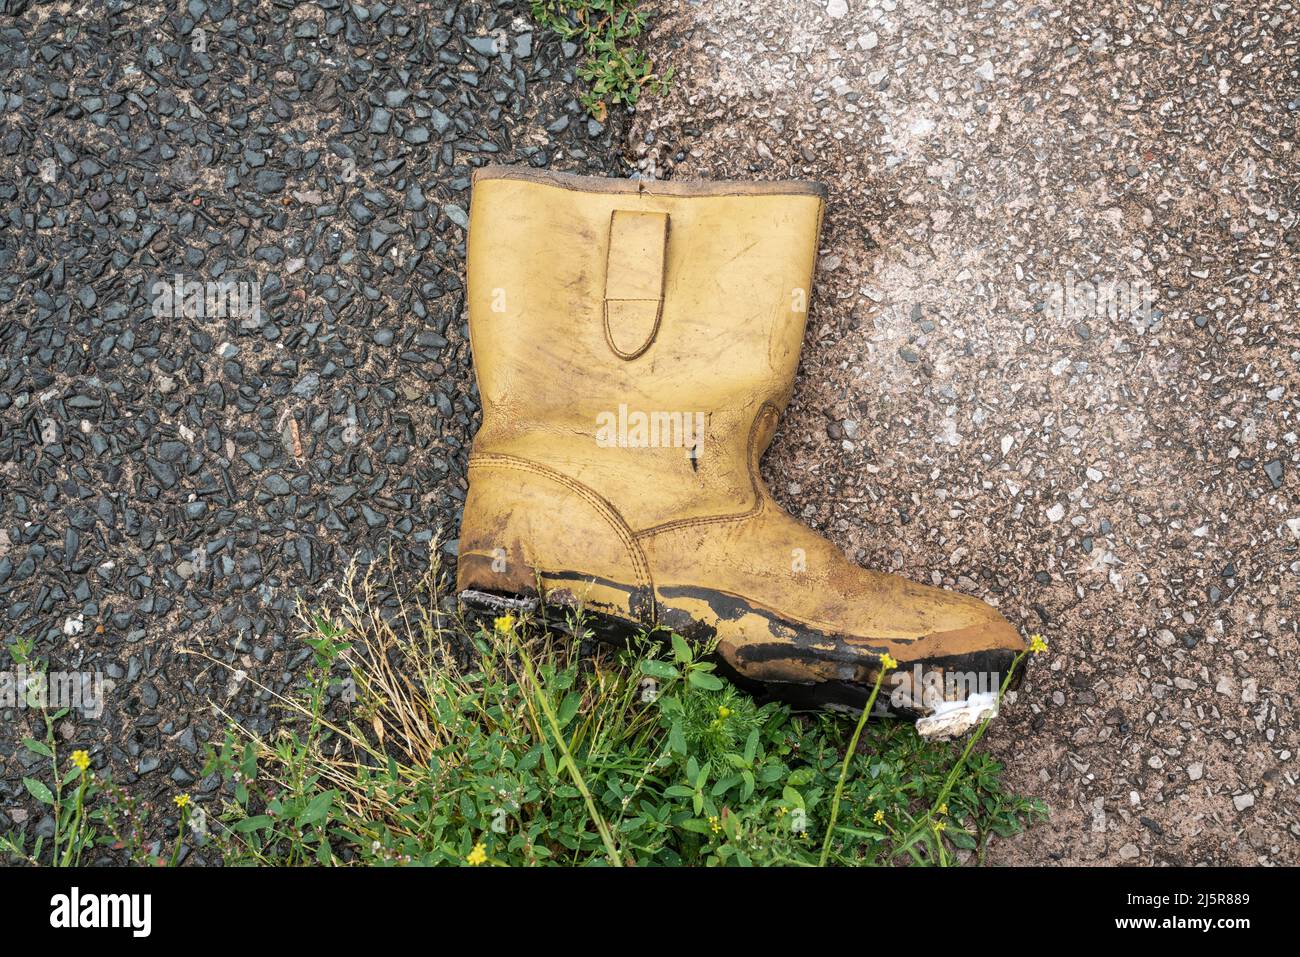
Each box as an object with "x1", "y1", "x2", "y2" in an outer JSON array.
[
  {"x1": 880, "y1": 652, "x2": 898, "y2": 671},
  {"x1": 71, "y1": 750, "x2": 90, "y2": 772},
  {"x1": 174, "y1": 794, "x2": 191, "y2": 810},
  {"x1": 937, "y1": 803, "x2": 948, "y2": 816},
  {"x1": 933, "y1": 819, "x2": 946, "y2": 833},
  {"x1": 708, "y1": 814, "x2": 721, "y2": 834},
  {"x1": 872, "y1": 809, "x2": 885, "y2": 826},
  {"x1": 1029, "y1": 634, "x2": 1048, "y2": 654},
  {"x1": 717, "y1": 706, "x2": 731, "y2": 719},
  {"x1": 493, "y1": 613, "x2": 516, "y2": 634},
  {"x1": 467, "y1": 842, "x2": 488, "y2": 866}
]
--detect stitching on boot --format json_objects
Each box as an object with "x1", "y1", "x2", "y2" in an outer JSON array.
[
  {"x1": 603, "y1": 300, "x2": 663, "y2": 360},
  {"x1": 468, "y1": 453, "x2": 653, "y2": 591},
  {"x1": 633, "y1": 402, "x2": 779, "y2": 539},
  {"x1": 603, "y1": 209, "x2": 669, "y2": 361}
]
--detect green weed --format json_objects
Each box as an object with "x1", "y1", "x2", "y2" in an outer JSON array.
[
  {"x1": 194, "y1": 547, "x2": 1046, "y2": 866},
  {"x1": 529, "y1": 1, "x2": 672, "y2": 118},
  {"x1": 0, "y1": 546, "x2": 1046, "y2": 867}
]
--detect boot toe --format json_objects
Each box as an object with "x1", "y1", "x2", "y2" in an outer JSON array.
[{"x1": 879, "y1": 596, "x2": 1027, "y2": 734}]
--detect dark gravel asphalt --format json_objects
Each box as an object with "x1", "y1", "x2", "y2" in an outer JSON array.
[{"x1": 0, "y1": 0, "x2": 626, "y2": 860}]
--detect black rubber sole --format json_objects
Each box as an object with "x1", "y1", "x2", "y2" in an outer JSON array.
[
  {"x1": 458, "y1": 588, "x2": 646, "y2": 646},
  {"x1": 460, "y1": 589, "x2": 898, "y2": 716},
  {"x1": 457, "y1": 588, "x2": 1023, "y2": 724}
]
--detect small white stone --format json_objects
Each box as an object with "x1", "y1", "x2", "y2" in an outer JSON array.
[
  {"x1": 1119, "y1": 843, "x2": 1140, "y2": 860},
  {"x1": 1233, "y1": 792, "x2": 1255, "y2": 812},
  {"x1": 860, "y1": 31, "x2": 878, "y2": 50},
  {"x1": 826, "y1": 0, "x2": 848, "y2": 18},
  {"x1": 1046, "y1": 503, "x2": 1066, "y2": 523},
  {"x1": 1001, "y1": 435, "x2": 1014, "y2": 456},
  {"x1": 1187, "y1": 762, "x2": 1204, "y2": 781},
  {"x1": 1241, "y1": 678, "x2": 1258, "y2": 704},
  {"x1": 975, "y1": 60, "x2": 995, "y2": 82}
]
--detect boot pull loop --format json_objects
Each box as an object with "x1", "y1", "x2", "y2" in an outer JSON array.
[{"x1": 603, "y1": 209, "x2": 669, "y2": 361}]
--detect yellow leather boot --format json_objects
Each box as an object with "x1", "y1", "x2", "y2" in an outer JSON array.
[{"x1": 457, "y1": 166, "x2": 1027, "y2": 737}]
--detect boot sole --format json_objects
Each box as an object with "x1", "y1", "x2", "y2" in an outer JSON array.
[
  {"x1": 458, "y1": 588, "x2": 649, "y2": 646},
  {"x1": 457, "y1": 588, "x2": 1012, "y2": 738},
  {"x1": 457, "y1": 588, "x2": 540, "y2": 617}
]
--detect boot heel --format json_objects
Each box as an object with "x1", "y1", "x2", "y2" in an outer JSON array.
[
  {"x1": 457, "y1": 587, "x2": 541, "y2": 636},
  {"x1": 456, "y1": 453, "x2": 655, "y2": 635},
  {"x1": 457, "y1": 587, "x2": 650, "y2": 650}
]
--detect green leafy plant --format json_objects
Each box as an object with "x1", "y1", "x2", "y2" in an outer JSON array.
[
  {"x1": 2, "y1": 707, "x2": 96, "y2": 866},
  {"x1": 0, "y1": 641, "x2": 177, "y2": 867},
  {"x1": 0, "y1": 547, "x2": 1046, "y2": 867},
  {"x1": 0, "y1": 636, "x2": 96, "y2": 866},
  {"x1": 529, "y1": 0, "x2": 673, "y2": 118},
  {"x1": 6, "y1": 634, "x2": 35, "y2": 667},
  {"x1": 190, "y1": 547, "x2": 1045, "y2": 867}
]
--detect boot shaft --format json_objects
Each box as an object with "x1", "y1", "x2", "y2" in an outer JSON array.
[{"x1": 465, "y1": 167, "x2": 825, "y2": 529}]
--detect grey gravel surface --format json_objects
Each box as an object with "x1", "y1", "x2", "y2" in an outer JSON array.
[
  {"x1": 0, "y1": 0, "x2": 624, "y2": 861},
  {"x1": 629, "y1": 0, "x2": 1299, "y2": 864}
]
